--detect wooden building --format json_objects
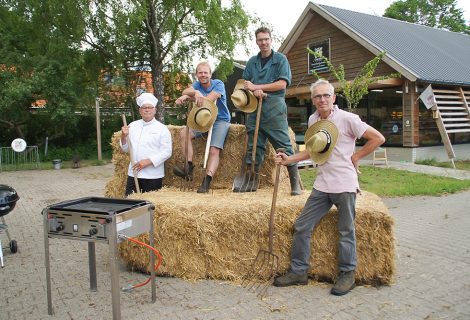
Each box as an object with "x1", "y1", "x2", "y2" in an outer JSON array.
[{"x1": 279, "y1": 2, "x2": 470, "y2": 162}]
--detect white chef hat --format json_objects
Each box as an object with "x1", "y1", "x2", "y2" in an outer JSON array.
[{"x1": 136, "y1": 92, "x2": 158, "y2": 107}]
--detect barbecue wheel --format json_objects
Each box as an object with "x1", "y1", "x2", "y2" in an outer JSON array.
[{"x1": 9, "y1": 240, "x2": 17, "y2": 253}]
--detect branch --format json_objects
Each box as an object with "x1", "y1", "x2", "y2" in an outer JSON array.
[{"x1": 159, "y1": 8, "x2": 195, "y2": 62}]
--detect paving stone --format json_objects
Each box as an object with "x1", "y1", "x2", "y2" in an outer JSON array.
[{"x1": 0, "y1": 164, "x2": 469, "y2": 319}]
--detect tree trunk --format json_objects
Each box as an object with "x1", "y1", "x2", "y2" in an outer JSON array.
[
  {"x1": 146, "y1": 3, "x2": 165, "y2": 123},
  {"x1": 152, "y1": 65, "x2": 165, "y2": 122}
]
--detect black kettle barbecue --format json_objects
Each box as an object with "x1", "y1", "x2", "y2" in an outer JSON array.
[{"x1": 0, "y1": 184, "x2": 19, "y2": 267}]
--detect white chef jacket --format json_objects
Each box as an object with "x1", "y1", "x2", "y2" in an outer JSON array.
[{"x1": 120, "y1": 118, "x2": 172, "y2": 179}]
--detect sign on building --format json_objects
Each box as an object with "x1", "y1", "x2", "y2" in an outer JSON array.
[
  {"x1": 308, "y1": 39, "x2": 330, "y2": 74},
  {"x1": 419, "y1": 85, "x2": 437, "y2": 109}
]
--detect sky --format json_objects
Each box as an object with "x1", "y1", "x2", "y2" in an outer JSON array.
[{"x1": 233, "y1": 0, "x2": 470, "y2": 59}]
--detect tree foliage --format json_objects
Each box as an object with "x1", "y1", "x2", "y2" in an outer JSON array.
[
  {"x1": 0, "y1": 3, "x2": 93, "y2": 142},
  {"x1": 0, "y1": 0, "x2": 253, "y2": 146},
  {"x1": 384, "y1": 0, "x2": 470, "y2": 34},
  {"x1": 307, "y1": 49, "x2": 400, "y2": 110},
  {"x1": 71, "y1": 0, "x2": 252, "y2": 121}
]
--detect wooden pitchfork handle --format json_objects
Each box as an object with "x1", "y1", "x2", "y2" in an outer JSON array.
[
  {"x1": 269, "y1": 147, "x2": 284, "y2": 252},
  {"x1": 122, "y1": 114, "x2": 141, "y2": 194},
  {"x1": 250, "y1": 95, "x2": 264, "y2": 173}
]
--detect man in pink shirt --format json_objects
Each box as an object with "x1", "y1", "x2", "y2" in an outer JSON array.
[{"x1": 273, "y1": 79, "x2": 385, "y2": 295}]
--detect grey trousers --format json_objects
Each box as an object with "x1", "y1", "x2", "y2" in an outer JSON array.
[{"x1": 290, "y1": 189, "x2": 357, "y2": 274}]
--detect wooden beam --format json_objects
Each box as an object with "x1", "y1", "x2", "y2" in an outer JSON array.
[
  {"x1": 459, "y1": 87, "x2": 470, "y2": 116},
  {"x1": 286, "y1": 77, "x2": 403, "y2": 98}
]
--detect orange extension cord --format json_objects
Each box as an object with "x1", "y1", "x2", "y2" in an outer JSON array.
[{"x1": 118, "y1": 234, "x2": 163, "y2": 291}]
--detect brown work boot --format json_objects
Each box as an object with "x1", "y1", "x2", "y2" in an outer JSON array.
[
  {"x1": 173, "y1": 163, "x2": 194, "y2": 181},
  {"x1": 273, "y1": 271, "x2": 308, "y2": 287},
  {"x1": 330, "y1": 270, "x2": 356, "y2": 296}
]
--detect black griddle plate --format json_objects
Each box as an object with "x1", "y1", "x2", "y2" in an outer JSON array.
[{"x1": 47, "y1": 197, "x2": 149, "y2": 215}]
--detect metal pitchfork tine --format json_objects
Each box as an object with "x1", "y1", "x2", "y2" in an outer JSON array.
[
  {"x1": 243, "y1": 94, "x2": 264, "y2": 192},
  {"x1": 242, "y1": 147, "x2": 284, "y2": 298},
  {"x1": 180, "y1": 102, "x2": 195, "y2": 192}
]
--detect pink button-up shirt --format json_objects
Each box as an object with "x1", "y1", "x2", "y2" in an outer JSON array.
[{"x1": 308, "y1": 105, "x2": 369, "y2": 193}]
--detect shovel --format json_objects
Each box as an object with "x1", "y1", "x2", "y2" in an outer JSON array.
[
  {"x1": 242, "y1": 147, "x2": 284, "y2": 298},
  {"x1": 232, "y1": 95, "x2": 264, "y2": 192},
  {"x1": 197, "y1": 124, "x2": 213, "y2": 192},
  {"x1": 232, "y1": 133, "x2": 248, "y2": 191},
  {"x1": 122, "y1": 114, "x2": 141, "y2": 194}
]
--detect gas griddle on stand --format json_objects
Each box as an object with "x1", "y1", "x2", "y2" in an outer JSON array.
[{"x1": 42, "y1": 197, "x2": 156, "y2": 320}]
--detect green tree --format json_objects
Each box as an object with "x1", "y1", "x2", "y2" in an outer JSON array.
[
  {"x1": 65, "y1": 0, "x2": 252, "y2": 121},
  {"x1": 307, "y1": 49, "x2": 400, "y2": 110},
  {"x1": 0, "y1": 3, "x2": 94, "y2": 143},
  {"x1": 384, "y1": 0, "x2": 469, "y2": 34}
]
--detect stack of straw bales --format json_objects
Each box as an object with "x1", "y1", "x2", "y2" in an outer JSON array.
[
  {"x1": 105, "y1": 124, "x2": 293, "y2": 198},
  {"x1": 120, "y1": 189, "x2": 394, "y2": 285},
  {"x1": 106, "y1": 123, "x2": 395, "y2": 285}
]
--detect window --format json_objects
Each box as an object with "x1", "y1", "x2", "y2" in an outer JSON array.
[{"x1": 345, "y1": 88, "x2": 403, "y2": 146}]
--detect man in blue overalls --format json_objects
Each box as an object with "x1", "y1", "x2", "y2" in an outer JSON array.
[{"x1": 233, "y1": 26, "x2": 301, "y2": 195}]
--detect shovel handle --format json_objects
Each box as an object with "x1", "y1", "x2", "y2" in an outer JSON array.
[
  {"x1": 203, "y1": 125, "x2": 213, "y2": 169},
  {"x1": 122, "y1": 114, "x2": 140, "y2": 194},
  {"x1": 251, "y1": 96, "x2": 263, "y2": 172},
  {"x1": 184, "y1": 102, "x2": 194, "y2": 171},
  {"x1": 268, "y1": 147, "x2": 285, "y2": 251}
]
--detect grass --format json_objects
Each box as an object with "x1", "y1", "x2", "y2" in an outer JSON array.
[
  {"x1": 299, "y1": 165, "x2": 470, "y2": 197},
  {"x1": 0, "y1": 158, "x2": 112, "y2": 171},
  {"x1": 415, "y1": 159, "x2": 470, "y2": 171}
]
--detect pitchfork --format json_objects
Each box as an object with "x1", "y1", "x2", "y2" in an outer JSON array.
[
  {"x1": 179, "y1": 102, "x2": 195, "y2": 191},
  {"x1": 232, "y1": 94, "x2": 264, "y2": 192},
  {"x1": 242, "y1": 147, "x2": 284, "y2": 298},
  {"x1": 122, "y1": 114, "x2": 141, "y2": 194},
  {"x1": 244, "y1": 95, "x2": 264, "y2": 192}
]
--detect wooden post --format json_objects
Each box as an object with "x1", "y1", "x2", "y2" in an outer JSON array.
[{"x1": 95, "y1": 98, "x2": 102, "y2": 161}]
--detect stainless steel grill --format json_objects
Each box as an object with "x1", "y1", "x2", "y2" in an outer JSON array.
[{"x1": 43, "y1": 197, "x2": 156, "y2": 320}]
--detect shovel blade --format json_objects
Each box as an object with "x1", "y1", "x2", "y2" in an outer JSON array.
[{"x1": 232, "y1": 171, "x2": 246, "y2": 191}]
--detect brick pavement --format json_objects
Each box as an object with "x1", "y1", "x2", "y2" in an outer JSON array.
[{"x1": 0, "y1": 164, "x2": 469, "y2": 320}]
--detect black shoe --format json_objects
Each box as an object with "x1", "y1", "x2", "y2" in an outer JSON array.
[
  {"x1": 197, "y1": 176, "x2": 212, "y2": 193},
  {"x1": 331, "y1": 270, "x2": 356, "y2": 296},
  {"x1": 173, "y1": 164, "x2": 194, "y2": 181},
  {"x1": 273, "y1": 272, "x2": 308, "y2": 287}
]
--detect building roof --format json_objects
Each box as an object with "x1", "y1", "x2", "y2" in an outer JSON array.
[{"x1": 279, "y1": 2, "x2": 470, "y2": 86}]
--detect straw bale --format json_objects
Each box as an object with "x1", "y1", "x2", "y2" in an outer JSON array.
[
  {"x1": 119, "y1": 189, "x2": 395, "y2": 285},
  {"x1": 105, "y1": 124, "x2": 296, "y2": 198}
]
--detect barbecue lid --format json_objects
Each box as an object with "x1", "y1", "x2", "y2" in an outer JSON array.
[{"x1": 0, "y1": 184, "x2": 19, "y2": 205}]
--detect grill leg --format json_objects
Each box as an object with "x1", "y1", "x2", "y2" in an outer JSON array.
[
  {"x1": 149, "y1": 207, "x2": 156, "y2": 303},
  {"x1": 88, "y1": 242, "x2": 97, "y2": 291},
  {"x1": 1, "y1": 217, "x2": 12, "y2": 242},
  {"x1": 0, "y1": 239, "x2": 4, "y2": 268},
  {"x1": 43, "y1": 210, "x2": 53, "y2": 315},
  {"x1": 109, "y1": 217, "x2": 121, "y2": 320}
]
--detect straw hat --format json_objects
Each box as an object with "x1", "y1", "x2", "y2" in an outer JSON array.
[
  {"x1": 187, "y1": 98, "x2": 217, "y2": 132},
  {"x1": 304, "y1": 120, "x2": 339, "y2": 165},
  {"x1": 230, "y1": 79, "x2": 258, "y2": 113}
]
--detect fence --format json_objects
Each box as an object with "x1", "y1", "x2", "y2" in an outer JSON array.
[{"x1": 0, "y1": 146, "x2": 40, "y2": 171}]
